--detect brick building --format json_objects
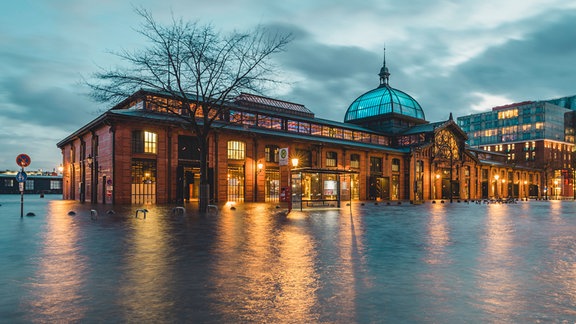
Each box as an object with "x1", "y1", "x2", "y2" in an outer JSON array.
[{"x1": 57, "y1": 61, "x2": 541, "y2": 205}]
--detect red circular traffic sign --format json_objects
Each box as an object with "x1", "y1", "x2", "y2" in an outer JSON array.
[{"x1": 16, "y1": 154, "x2": 31, "y2": 167}]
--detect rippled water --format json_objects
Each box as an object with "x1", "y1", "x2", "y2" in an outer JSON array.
[{"x1": 1, "y1": 195, "x2": 575, "y2": 323}]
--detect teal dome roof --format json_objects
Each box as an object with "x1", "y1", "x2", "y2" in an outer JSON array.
[{"x1": 344, "y1": 85, "x2": 425, "y2": 122}]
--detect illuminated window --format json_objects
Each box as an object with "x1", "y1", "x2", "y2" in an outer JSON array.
[
  {"x1": 392, "y1": 158, "x2": 400, "y2": 172},
  {"x1": 131, "y1": 159, "x2": 157, "y2": 204},
  {"x1": 350, "y1": 154, "x2": 360, "y2": 169},
  {"x1": 144, "y1": 131, "x2": 157, "y2": 153},
  {"x1": 498, "y1": 109, "x2": 518, "y2": 119},
  {"x1": 132, "y1": 130, "x2": 157, "y2": 154},
  {"x1": 227, "y1": 141, "x2": 245, "y2": 160},
  {"x1": 265, "y1": 145, "x2": 279, "y2": 163},
  {"x1": 50, "y1": 180, "x2": 62, "y2": 190},
  {"x1": 326, "y1": 151, "x2": 337, "y2": 167},
  {"x1": 26, "y1": 180, "x2": 34, "y2": 191}
]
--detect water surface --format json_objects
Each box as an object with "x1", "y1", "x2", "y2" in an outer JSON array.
[{"x1": 1, "y1": 196, "x2": 575, "y2": 322}]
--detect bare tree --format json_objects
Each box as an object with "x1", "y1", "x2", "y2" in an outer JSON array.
[{"x1": 88, "y1": 8, "x2": 292, "y2": 212}]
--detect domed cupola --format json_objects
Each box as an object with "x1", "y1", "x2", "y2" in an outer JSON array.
[{"x1": 344, "y1": 48, "x2": 427, "y2": 133}]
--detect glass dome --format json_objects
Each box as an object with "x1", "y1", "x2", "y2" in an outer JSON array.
[{"x1": 344, "y1": 85, "x2": 425, "y2": 122}]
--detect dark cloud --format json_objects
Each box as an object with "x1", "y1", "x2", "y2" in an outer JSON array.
[
  {"x1": 441, "y1": 11, "x2": 576, "y2": 112},
  {"x1": 0, "y1": 76, "x2": 98, "y2": 129},
  {"x1": 3, "y1": 1, "x2": 576, "y2": 171}
]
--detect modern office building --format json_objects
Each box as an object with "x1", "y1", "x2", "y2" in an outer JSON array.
[
  {"x1": 457, "y1": 96, "x2": 576, "y2": 199},
  {"x1": 57, "y1": 58, "x2": 542, "y2": 205}
]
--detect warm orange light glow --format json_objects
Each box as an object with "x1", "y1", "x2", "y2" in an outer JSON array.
[{"x1": 291, "y1": 158, "x2": 299, "y2": 167}]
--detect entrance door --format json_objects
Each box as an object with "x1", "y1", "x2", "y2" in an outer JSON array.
[
  {"x1": 369, "y1": 176, "x2": 390, "y2": 200},
  {"x1": 177, "y1": 166, "x2": 200, "y2": 202},
  {"x1": 184, "y1": 168, "x2": 200, "y2": 201}
]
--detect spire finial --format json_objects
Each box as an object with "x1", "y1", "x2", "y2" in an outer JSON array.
[{"x1": 379, "y1": 46, "x2": 390, "y2": 86}]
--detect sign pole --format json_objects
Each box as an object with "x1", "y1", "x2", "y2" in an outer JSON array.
[
  {"x1": 20, "y1": 167, "x2": 24, "y2": 218},
  {"x1": 15, "y1": 154, "x2": 31, "y2": 218}
]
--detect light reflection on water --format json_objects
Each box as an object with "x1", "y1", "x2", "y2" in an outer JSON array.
[
  {"x1": 1, "y1": 196, "x2": 576, "y2": 322},
  {"x1": 24, "y1": 200, "x2": 87, "y2": 322}
]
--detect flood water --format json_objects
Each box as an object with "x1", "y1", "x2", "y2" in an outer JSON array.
[{"x1": 1, "y1": 195, "x2": 575, "y2": 323}]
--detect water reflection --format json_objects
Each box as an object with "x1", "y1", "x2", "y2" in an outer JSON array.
[
  {"x1": 476, "y1": 204, "x2": 523, "y2": 320},
  {"x1": 424, "y1": 203, "x2": 451, "y2": 265},
  {"x1": 3, "y1": 198, "x2": 576, "y2": 322},
  {"x1": 117, "y1": 207, "x2": 175, "y2": 323},
  {"x1": 333, "y1": 208, "x2": 367, "y2": 320},
  {"x1": 210, "y1": 206, "x2": 320, "y2": 322},
  {"x1": 24, "y1": 201, "x2": 87, "y2": 322}
]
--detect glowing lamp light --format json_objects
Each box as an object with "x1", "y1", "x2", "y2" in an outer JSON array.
[{"x1": 291, "y1": 158, "x2": 299, "y2": 168}]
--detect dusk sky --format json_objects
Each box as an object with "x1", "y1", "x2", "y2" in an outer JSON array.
[{"x1": 2, "y1": 0, "x2": 576, "y2": 171}]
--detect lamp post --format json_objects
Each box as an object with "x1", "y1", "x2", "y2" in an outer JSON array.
[
  {"x1": 494, "y1": 174, "x2": 500, "y2": 199},
  {"x1": 255, "y1": 162, "x2": 263, "y2": 202},
  {"x1": 434, "y1": 173, "x2": 441, "y2": 200},
  {"x1": 289, "y1": 158, "x2": 299, "y2": 212},
  {"x1": 554, "y1": 179, "x2": 559, "y2": 200}
]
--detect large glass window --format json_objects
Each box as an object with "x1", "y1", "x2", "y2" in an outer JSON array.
[
  {"x1": 265, "y1": 168, "x2": 280, "y2": 202},
  {"x1": 227, "y1": 141, "x2": 245, "y2": 160},
  {"x1": 131, "y1": 159, "x2": 157, "y2": 204},
  {"x1": 25, "y1": 180, "x2": 34, "y2": 191},
  {"x1": 227, "y1": 166, "x2": 245, "y2": 202}
]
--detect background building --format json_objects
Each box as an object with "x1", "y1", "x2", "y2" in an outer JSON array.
[
  {"x1": 0, "y1": 171, "x2": 63, "y2": 195},
  {"x1": 458, "y1": 95, "x2": 576, "y2": 199},
  {"x1": 58, "y1": 60, "x2": 540, "y2": 205}
]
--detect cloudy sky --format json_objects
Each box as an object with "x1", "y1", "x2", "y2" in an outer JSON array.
[{"x1": 2, "y1": 0, "x2": 576, "y2": 171}]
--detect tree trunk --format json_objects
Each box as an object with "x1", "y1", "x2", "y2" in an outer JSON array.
[{"x1": 199, "y1": 134, "x2": 210, "y2": 213}]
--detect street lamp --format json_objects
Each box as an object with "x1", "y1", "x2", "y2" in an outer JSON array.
[
  {"x1": 435, "y1": 173, "x2": 441, "y2": 200},
  {"x1": 494, "y1": 174, "x2": 500, "y2": 199},
  {"x1": 289, "y1": 158, "x2": 299, "y2": 212},
  {"x1": 554, "y1": 179, "x2": 559, "y2": 200}
]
